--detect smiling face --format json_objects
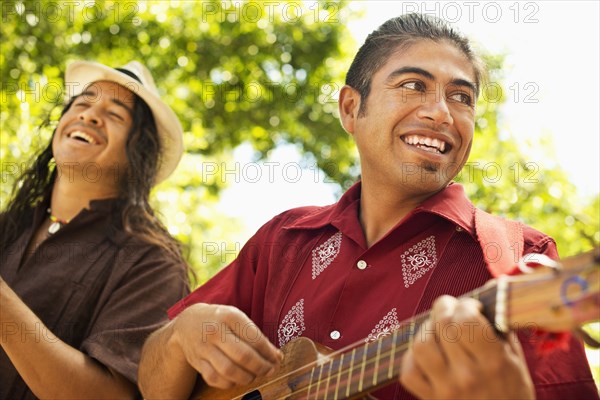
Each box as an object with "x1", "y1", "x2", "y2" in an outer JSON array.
[
  {"x1": 340, "y1": 39, "x2": 477, "y2": 198},
  {"x1": 52, "y1": 81, "x2": 136, "y2": 187}
]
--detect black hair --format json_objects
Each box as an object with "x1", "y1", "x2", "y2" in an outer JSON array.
[
  {"x1": 345, "y1": 13, "x2": 486, "y2": 116},
  {"x1": 0, "y1": 91, "x2": 187, "y2": 277}
]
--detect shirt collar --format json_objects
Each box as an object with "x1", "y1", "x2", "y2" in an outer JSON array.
[
  {"x1": 35, "y1": 197, "x2": 124, "y2": 218},
  {"x1": 416, "y1": 182, "x2": 476, "y2": 235},
  {"x1": 283, "y1": 181, "x2": 362, "y2": 230},
  {"x1": 32, "y1": 196, "x2": 125, "y2": 234},
  {"x1": 284, "y1": 181, "x2": 476, "y2": 236}
]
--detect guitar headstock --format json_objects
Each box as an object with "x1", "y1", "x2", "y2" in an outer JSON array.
[{"x1": 503, "y1": 248, "x2": 599, "y2": 333}]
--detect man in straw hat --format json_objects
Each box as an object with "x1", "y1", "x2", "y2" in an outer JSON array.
[{"x1": 0, "y1": 61, "x2": 189, "y2": 399}]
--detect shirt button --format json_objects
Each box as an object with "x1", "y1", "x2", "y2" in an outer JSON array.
[
  {"x1": 330, "y1": 330, "x2": 341, "y2": 340},
  {"x1": 456, "y1": 226, "x2": 463, "y2": 232},
  {"x1": 357, "y1": 260, "x2": 367, "y2": 270}
]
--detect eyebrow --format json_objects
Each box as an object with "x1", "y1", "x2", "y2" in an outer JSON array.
[
  {"x1": 78, "y1": 90, "x2": 134, "y2": 115},
  {"x1": 386, "y1": 66, "x2": 478, "y2": 94}
]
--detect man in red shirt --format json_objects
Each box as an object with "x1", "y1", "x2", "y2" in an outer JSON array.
[{"x1": 138, "y1": 13, "x2": 598, "y2": 399}]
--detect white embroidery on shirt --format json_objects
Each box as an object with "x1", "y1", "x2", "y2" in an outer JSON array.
[
  {"x1": 311, "y1": 231, "x2": 342, "y2": 279},
  {"x1": 278, "y1": 299, "x2": 306, "y2": 347},
  {"x1": 365, "y1": 308, "x2": 401, "y2": 343},
  {"x1": 401, "y1": 235, "x2": 437, "y2": 288}
]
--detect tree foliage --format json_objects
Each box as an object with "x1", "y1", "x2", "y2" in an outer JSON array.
[
  {"x1": 1, "y1": 0, "x2": 598, "y2": 283},
  {"x1": 1, "y1": 0, "x2": 358, "y2": 281},
  {"x1": 464, "y1": 57, "x2": 599, "y2": 259}
]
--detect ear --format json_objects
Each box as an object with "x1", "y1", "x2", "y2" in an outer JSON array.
[{"x1": 338, "y1": 85, "x2": 361, "y2": 135}]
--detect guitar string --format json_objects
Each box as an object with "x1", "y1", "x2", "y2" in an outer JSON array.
[
  {"x1": 225, "y1": 284, "x2": 492, "y2": 400},
  {"x1": 273, "y1": 291, "x2": 494, "y2": 399},
  {"x1": 226, "y1": 341, "x2": 410, "y2": 400},
  {"x1": 280, "y1": 267, "x2": 595, "y2": 400},
  {"x1": 225, "y1": 325, "x2": 416, "y2": 400},
  {"x1": 291, "y1": 285, "x2": 508, "y2": 399},
  {"x1": 278, "y1": 342, "x2": 410, "y2": 400}
]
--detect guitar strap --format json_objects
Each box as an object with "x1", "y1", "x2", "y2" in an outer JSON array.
[
  {"x1": 474, "y1": 207, "x2": 582, "y2": 353},
  {"x1": 474, "y1": 207, "x2": 524, "y2": 277}
]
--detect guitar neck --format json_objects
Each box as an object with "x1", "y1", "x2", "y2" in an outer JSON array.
[
  {"x1": 299, "y1": 249, "x2": 600, "y2": 399},
  {"x1": 298, "y1": 283, "x2": 498, "y2": 399}
]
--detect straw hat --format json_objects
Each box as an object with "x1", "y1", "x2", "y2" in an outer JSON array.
[{"x1": 65, "y1": 60, "x2": 184, "y2": 184}]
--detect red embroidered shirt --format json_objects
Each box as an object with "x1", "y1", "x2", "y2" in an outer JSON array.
[{"x1": 170, "y1": 182, "x2": 598, "y2": 399}]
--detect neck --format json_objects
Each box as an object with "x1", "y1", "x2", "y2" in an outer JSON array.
[
  {"x1": 297, "y1": 281, "x2": 498, "y2": 399},
  {"x1": 49, "y1": 176, "x2": 119, "y2": 221},
  {"x1": 359, "y1": 181, "x2": 439, "y2": 247}
]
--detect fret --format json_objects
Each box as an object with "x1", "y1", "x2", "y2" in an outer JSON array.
[
  {"x1": 306, "y1": 364, "x2": 317, "y2": 399},
  {"x1": 314, "y1": 361, "x2": 325, "y2": 399},
  {"x1": 333, "y1": 352, "x2": 344, "y2": 400},
  {"x1": 358, "y1": 341, "x2": 368, "y2": 392},
  {"x1": 345, "y1": 348, "x2": 356, "y2": 398},
  {"x1": 372, "y1": 338, "x2": 382, "y2": 386},
  {"x1": 322, "y1": 357, "x2": 334, "y2": 400},
  {"x1": 387, "y1": 330, "x2": 397, "y2": 379}
]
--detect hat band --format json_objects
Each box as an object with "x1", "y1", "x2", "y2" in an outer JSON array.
[{"x1": 115, "y1": 68, "x2": 142, "y2": 83}]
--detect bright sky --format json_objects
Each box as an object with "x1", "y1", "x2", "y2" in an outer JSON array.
[
  {"x1": 218, "y1": 0, "x2": 600, "y2": 236},
  {"x1": 351, "y1": 0, "x2": 600, "y2": 196}
]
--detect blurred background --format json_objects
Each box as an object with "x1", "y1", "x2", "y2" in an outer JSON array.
[{"x1": 1, "y1": 0, "x2": 598, "y2": 383}]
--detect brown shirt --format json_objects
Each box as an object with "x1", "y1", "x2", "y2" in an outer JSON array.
[{"x1": 0, "y1": 199, "x2": 189, "y2": 399}]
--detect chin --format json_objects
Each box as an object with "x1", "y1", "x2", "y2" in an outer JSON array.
[
  {"x1": 53, "y1": 153, "x2": 80, "y2": 166},
  {"x1": 421, "y1": 161, "x2": 438, "y2": 173},
  {"x1": 401, "y1": 169, "x2": 451, "y2": 193}
]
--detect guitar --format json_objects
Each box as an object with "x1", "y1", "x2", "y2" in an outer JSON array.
[{"x1": 191, "y1": 249, "x2": 600, "y2": 400}]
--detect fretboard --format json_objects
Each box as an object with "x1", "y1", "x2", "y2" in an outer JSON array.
[{"x1": 287, "y1": 281, "x2": 499, "y2": 399}]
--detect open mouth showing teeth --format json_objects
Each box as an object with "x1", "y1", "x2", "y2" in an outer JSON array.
[
  {"x1": 68, "y1": 130, "x2": 97, "y2": 145},
  {"x1": 402, "y1": 134, "x2": 449, "y2": 154}
]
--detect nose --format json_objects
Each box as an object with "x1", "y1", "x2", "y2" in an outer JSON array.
[
  {"x1": 78, "y1": 105, "x2": 102, "y2": 126},
  {"x1": 416, "y1": 91, "x2": 453, "y2": 126}
]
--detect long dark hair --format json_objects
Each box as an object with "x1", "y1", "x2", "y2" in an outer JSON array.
[{"x1": 0, "y1": 93, "x2": 186, "y2": 270}]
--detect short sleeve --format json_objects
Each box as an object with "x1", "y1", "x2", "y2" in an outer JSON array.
[
  {"x1": 168, "y1": 229, "x2": 263, "y2": 320},
  {"x1": 80, "y1": 245, "x2": 189, "y2": 384},
  {"x1": 522, "y1": 224, "x2": 559, "y2": 260}
]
